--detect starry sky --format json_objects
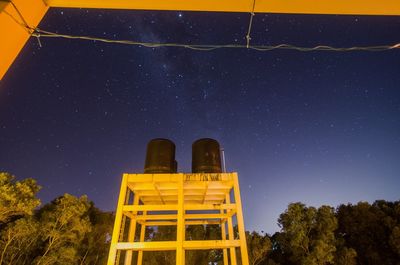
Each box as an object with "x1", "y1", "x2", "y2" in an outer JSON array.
[{"x1": 1, "y1": 8, "x2": 400, "y2": 233}]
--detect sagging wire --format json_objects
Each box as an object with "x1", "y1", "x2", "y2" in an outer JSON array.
[
  {"x1": 5, "y1": 0, "x2": 400, "y2": 53},
  {"x1": 32, "y1": 28, "x2": 222, "y2": 51},
  {"x1": 31, "y1": 28, "x2": 400, "y2": 52}
]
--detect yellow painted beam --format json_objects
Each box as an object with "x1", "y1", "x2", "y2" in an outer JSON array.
[
  {"x1": 184, "y1": 203, "x2": 236, "y2": 210},
  {"x1": 123, "y1": 203, "x2": 236, "y2": 212},
  {"x1": 221, "y1": 210, "x2": 229, "y2": 265},
  {"x1": 176, "y1": 176, "x2": 185, "y2": 265},
  {"x1": 126, "y1": 173, "x2": 234, "y2": 183},
  {"x1": 233, "y1": 173, "x2": 250, "y2": 265},
  {"x1": 132, "y1": 213, "x2": 233, "y2": 220},
  {"x1": 45, "y1": 0, "x2": 400, "y2": 15},
  {"x1": 0, "y1": 0, "x2": 48, "y2": 80},
  {"x1": 137, "y1": 216, "x2": 146, "y2": 265},
  {"x1": 127, "y1": 173, "x2": 182, "y2": 183},
  {"x1": 185, "y1": 212, "x2": 234, "y2": 219},
  {"x1": 124, "y1": 204, "x2": 178, "y2": 211},
  {"x1": 107, "y1": 174, "x2": 129, "y2": 265},
  {"x1": 138, "y1": 220, "x2": 222, "y2": 226},
  {"x1": 258, "y1": 0, "x2": 400, "y2": 15},
  {"x1": 226, "y1": 193, "x2": 237, "y2": 265},
  {"x1": 116, "y1": 240, "x2": 241, "y2": 251},
  {"x1": 137, "y1": 220, "x2": 178, "y2": 226},
  {"x1": 117, "y1": 241, "x2": 177, "y2": 251},
  {"x1": 124, "y1": 194, "x2": 139, "y2": 265},
  {"x1": 133, "y1": 214, "x2": 177, "y2": 220},
  {"x1": 183, "y1": 240, "x2": 241, "y2": 250},
  {"x1": 134, "y1": 195, "x2": 226, "y2": 203}
]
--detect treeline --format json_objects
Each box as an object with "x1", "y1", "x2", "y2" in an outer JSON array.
[
  {"x1": 0, "y1": 172, "x2": 399, "y2": 265},
  {"x1": 0, "y1": 172, "x2": 113, "y2": 265},
  {"x1": 259, "y1": 201, "x2": 400, "y2": 265}
]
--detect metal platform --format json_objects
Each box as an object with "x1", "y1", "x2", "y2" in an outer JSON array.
[{"x1": 107, "y1": 172, "x2": 249, "y2": 265}]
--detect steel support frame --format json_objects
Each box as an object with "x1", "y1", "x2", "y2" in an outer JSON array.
[
  {"x1": 107, "y1": 172, "x2": 249, "y2": 265},
  {"x1": 45, "y1": 0, "x2": 400, "y2": 15},
  {"x1": 0, "y1": 0, "x2": 48, "y2": 80}
]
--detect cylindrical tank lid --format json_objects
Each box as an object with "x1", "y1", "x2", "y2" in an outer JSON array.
[
  {"x1": 192, "y1": 138, "x2": 222, "y2": 173},
  {"x1": 144, "y1": 138, "x2": 177, "y2": 173}
]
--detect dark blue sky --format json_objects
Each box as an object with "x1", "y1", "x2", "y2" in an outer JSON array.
[{"x1": 1, "y1": 8, "x2": 399, "y2": 233}]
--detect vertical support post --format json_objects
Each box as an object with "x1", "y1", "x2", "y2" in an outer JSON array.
[
  {"x1": 226, "y1": 192, "x2": 237, "y2": 265},
  {"x1": 221, "y1": 209, "x2": 228, "y2": 265},
  {"x1": 176, "y1": 174, "x2": 185, "y2": 265},
  {"x1": 137, "y1": 212, "x2": 146, "y2": 265},
  {"x1": 233, "y1": 174, "x2": 249, "y2": 265},
  {"x1": 107, "y1": 174, "x2": 128, "y2": 265},
  {"x1": 124, "y1": 194, "x2": 139, "y2": 265}
]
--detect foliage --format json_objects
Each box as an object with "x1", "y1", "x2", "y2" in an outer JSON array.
[
  {"x1": 0, "y1": 172, "x2": 113, "y2": 265},
  {"x1": 185, "y1": 225, "x2": 208, "y2": 265},
  {"x1": 336, "y1": 200, "x2": 400, "y2": 265},
  {"x1": 77, "y1": 202, "x2": 114, "y2": 265},
  {"x1": 33, "y1": 194, "x2": 92, "y2": 265},
  {"x1": 0, "y1": 217, "x2": 40, "y2": 264},
  {"x1": 144, "y1": 224, "x2": 224, "y2": 265},
  {"x1": 143, "y1": 226, "x2": 176, "y2": 265},
  {"x1": 0, "y1": 172, "x2": 41, "y2": 224},
  {"x1": 276, "y1": 203, "x2": 337, "y2": 265},
  {"x1": 334, "y1": 246, "x2": 357, "y2": 265},
  {"x1": 246, "y1": 231, "x2": 271, "y2": 265},
  {"x1": 390, "y1": 226, "x2": 400, "y2": 255}
]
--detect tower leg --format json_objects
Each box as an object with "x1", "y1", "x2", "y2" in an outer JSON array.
[
  {"x1": 176, "y1": 176, "x2": 185, "y2": 265},
  {"x1": 107, "y1": 174, "x2": 128, "y2": 265},
  {"x1": 221, "y1": 211, "x2": 228, "y2": 265},
  {"x1": 233, "y1": 174, "x2": 249, "y2": 265},
  {"x1": 137, "y1": 213, "x2": 146, "y2": 265},
  {"x1": 226, "y1": 193, "x2": 237, "y2": 265},
  {"x1": 125, "y1": 195, "x2": 139, "y2": 265}
]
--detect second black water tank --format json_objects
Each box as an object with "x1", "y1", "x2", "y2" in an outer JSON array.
[
  {"x1": 144, "y1": 138, "x2": 176, "y2": 173},
  {"x1": 192, "y1": 138, "x2": 222, "y2": 173}
]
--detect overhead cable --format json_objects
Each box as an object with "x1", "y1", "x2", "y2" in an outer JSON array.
[
  {"x1": 31, "y1": 28, "x2": 400, "y2": 52},
  {"x1": 6, "y1": 0, "x2": 400, "y2": 53}
]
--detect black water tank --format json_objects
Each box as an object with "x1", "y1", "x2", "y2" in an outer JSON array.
[
  {"x1": 192, "y1": 138, "x2": 222, "y2": 173},
  {"x1": 144, "y1": 138, "x2": 176, "y2": 173}
]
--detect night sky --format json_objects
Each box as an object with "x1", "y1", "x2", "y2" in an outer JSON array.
[{"x1": 1, "y1": 8, "x2": 400, "y2": 233}]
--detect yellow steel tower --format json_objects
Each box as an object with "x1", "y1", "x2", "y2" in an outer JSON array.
[{"x1": 107, "y1": 139, "x2": 249, "y2": 265}]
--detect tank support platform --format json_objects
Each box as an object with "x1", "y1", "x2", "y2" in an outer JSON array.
[{"x1": 107, "y1": 172, "x2": 249, "y2": 265}]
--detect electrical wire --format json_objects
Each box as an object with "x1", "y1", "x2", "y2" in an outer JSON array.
[
  {"x1": 31, "y1": 28, "x2": 400, "y2": 52},
  {"x1": 6, "y1": 0, "x2": 400, "y2": 53},
  {"x1": 245, "y1": 0, "x2": 257, "y2": 48}
]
